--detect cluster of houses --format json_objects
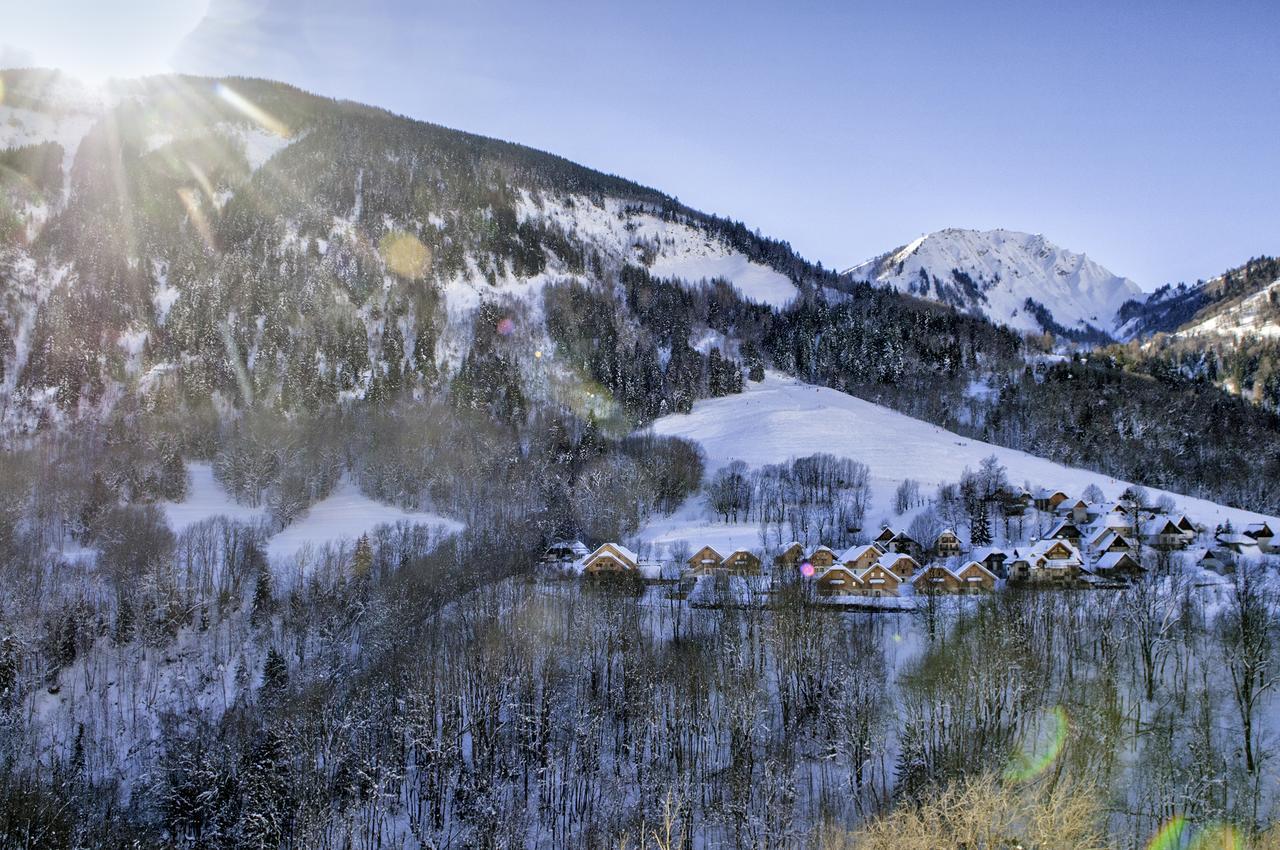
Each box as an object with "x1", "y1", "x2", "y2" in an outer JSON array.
[{"x1": 541, "y1": 490, "x2": 1278, "y2": 600}]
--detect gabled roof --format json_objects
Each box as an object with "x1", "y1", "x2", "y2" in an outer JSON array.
[
  {"x1": 955, "y1": 560, "x2": 999, "y2": 580},
  {"x1": 780, "y1": 540, "x2": 805, "y2": 552},
  {"x1": 689, "y1": 544, "x2": 724, "y2": 561},
  {"x1": 909, "y1": 565, "x2": 957, "y2": 585},
  {"x1": 1245, "y1": 522, "x2": 1275, "y2": 538},
  {"x1": 722, "y1": 548, "x2": 759, "y2": 562},
  {"x1": 1046, "y1": 519, "x2": 1082, "y2": 539},
  {"x1": 816, "y1": 565, "x2": 862, "y2": 584},
  {"x1": 838, "y1": 543, "x2": 880, "y2": 564},
  {"x1": 809, "y1": 544, "x2": 838, "y2": 557},
  {"x1": 970, "y1": 546, "x2": 1008, "y2": 563},
  {"x1": 1056, "y1": 497, "x2": 1089, "y2": 513},
  {"x1": 576, "y1": 542, "x2": 640, "y2": 571},
  {"x1": 1141, "y1": 517, "x2": 1182, "y2": 537},
  {"x1": 1094, "y1": 551, "x2": 1143, "y2": 571},
  {"x1": 873, "y1": 527, "x2": 897, "y2": 542},
  {"x1": 877, "y1": 551, "x2": 919, "y2": 570}
]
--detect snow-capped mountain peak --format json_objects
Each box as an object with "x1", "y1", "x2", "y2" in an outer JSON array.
[{"x1": 844, "y1": 228, "x2": 1144, "y2": 341}]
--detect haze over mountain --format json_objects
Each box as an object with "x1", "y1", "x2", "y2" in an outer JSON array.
[{"x1": 844, "y1": 228, "x2": 1143, "y2": 342}]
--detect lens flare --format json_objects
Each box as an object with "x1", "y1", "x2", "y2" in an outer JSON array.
[
  {"x1": 216, "y1": 83, "x2": 290, "y2": 137},
  {"x1": 1146, "y1": 817, "x2": 1189, "y2": 850},
  {"x1": 378, "y1": 231, "x2": 430, "y2": 280},
  {"x1": 497, "y1": 317, "x2": 515, "y2": 336},
  {"x1": 1004, "y1": 705, "x2": 1068, "y2": 782},
  {"x1": 1189, "y1": 823, "x2": 1243, "y2": 850},
  {"x1": 799, "y1": 561, "x2": 815, "y2": 578}
]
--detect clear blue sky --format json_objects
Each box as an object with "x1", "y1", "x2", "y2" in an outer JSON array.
[{"x1": 4, "y1": 0, "x2": 1279, "y2": 288}]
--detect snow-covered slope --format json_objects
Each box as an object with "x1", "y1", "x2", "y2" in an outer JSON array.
[
  {"x1": 638, "y1": 372, "x2": 1276, "y2": 554},
  {"x1": 1178, "y1": 278, "x2": 1280, "y2": 341},
  {"x1": 845, "y1": 229, "x2": 1142, "y2": 339}
]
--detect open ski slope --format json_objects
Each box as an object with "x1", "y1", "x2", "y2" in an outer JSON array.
[{"x1": 637, "y1": 372, "x2": 1278, "y2": 553}]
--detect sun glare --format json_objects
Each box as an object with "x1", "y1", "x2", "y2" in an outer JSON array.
[{"x1": 215, "y1": 82, "x2": 290, "y2": 137}]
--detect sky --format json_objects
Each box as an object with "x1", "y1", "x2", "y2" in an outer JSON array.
[{"x1": 2, "y1": 0, "x2": 1278, "y2": 289}]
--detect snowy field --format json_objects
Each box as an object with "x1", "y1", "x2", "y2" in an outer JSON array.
[
  {"x1": 160, "y1": 463, "x2": 267, "y2": 531},
  {"x1": 638, "y1": 372, "x2": 1279, "y2": 554},
  {"x1": 161, "y1": 463, "x2": 463, "y2": 564},
  {"x1": 264, "y1": 481, "x2": 463, "y2": 562}
]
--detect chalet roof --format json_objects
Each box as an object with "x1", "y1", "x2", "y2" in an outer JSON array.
[
  {"x1": 1013, "y1": 539, "x2": 1082, "y2": 567},
  {"x1": 909, "y1": 565, "x2": 955, "y2": 585},
  {"x1": 1141, "y1": 518, "x2": 1182, "y2": 537},
  {"x1": 890, "y1": 531, "x2": 919, "y2": 545},
  {"x1": 780, "y1": 541, "x2": 805, "y2": 552},
  {"x1": 1046, "y1": 520, "x2": 1082, "y2": 538},
  {"x1": 817, "y1": 565, "x2": 862, "y2": 584},
  {"x1": 1055, "y1": 497, "x2": 1089, "y2": 512},
  {"x1": 1245, "y1": 522, "x2": 1275, "y2": 538},
  {"x1": 877, "y1": 551, "x2": 918, "y2": 570},
  {"x1": 1094, "y1": 551, "x2": 1143, "y2": 571},
  {"x1": 809, "y1": 545, "x2": 838, "y2": 558},
  {"x1": 690, "y1": 545, "x2": 724, "y2": 561},
  {"x1": 873, "y1": 527, "x2": 897, "y2": 541},
  {"x1": 956, "y1": 560, "x2": 999, "y2": 580},
  {"x1": 574, "y1": 542, "x2": 641, "y2": 573},
  {"x1": 1032, "y1": 488, "x2": 1067, "y2": 500},
  {"x1": 838, "y1": 543, "x2": 880, "y2": 564},
  {"x1": 970, "y1": 546, "x2": 1008, "y2": 563},
  {"x1": 722, "y1": 549, "x2": 758, "y2": 561}
]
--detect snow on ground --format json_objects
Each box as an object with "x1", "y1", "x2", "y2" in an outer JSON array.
[
  {"x1": 0, "y1": 103, "x2": 98, "y2": 187},
  {"x1": 638, "y1": 371, "x2": 1278, "y2": 553},
  {"x1": 512, "y1": 192, "x2": 798, "y2": 308},
  {"x1": 264, "y1": 480, "x2": 463, "y2": 562},
  {"x1": 648, "y1": 250, "x2": 796, "y2": 308},
  {"x1": 162, "y1": 464, "x2": 464, "y2": 565},
  {"x1": 218, "y1": 123, "x2": 304, "y2": 172},
  {"x1": 161, "y1": 463, "x2": 267, "y2": 532},
  {"x1": 1179, "y1": 279, "x2": 1280, "y2": 340}
]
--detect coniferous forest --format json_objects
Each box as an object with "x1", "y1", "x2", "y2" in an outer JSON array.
[{"x1": 1, "y1": 68, "x2": 1280, "y2": 849}]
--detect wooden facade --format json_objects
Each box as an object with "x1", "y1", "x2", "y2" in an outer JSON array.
[
  {"x1": 688, "y1": 545, "x2": 725, "y2": 573},
  {"x1": 720, "y1": 549, "x2": 762, "y2": 575}
]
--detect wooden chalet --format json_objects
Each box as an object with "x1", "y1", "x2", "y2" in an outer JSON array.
[
  {"x1": 838, "y1": 543, "x2": 882, "y2": 572},
  {"x1": 719, "y1": 549, "x2": 762, "y2": 576},
  {"x1": 687, "y1": 545, "x2": 725, "y2": 574},
  {"x1": 910, "y1": 564, "x2": 965, "y2": 594},
  {"x1": 1046, "y1": 520, "x2": 1084, "y2": 548},
  {"x1": 815, "y1": 566, "x2": 862, "y2": 597},
  {"x1": 856, "y1": 562, "x2": 902, "y2": 597},
  {"x1": 808, "y1": 545, "x2": 839, "y2": 569},
  {"x1": 971, "y1": 546, "x2": 1009, "y2": 579},
  {"x1": 935, "y1": 529, "x2": 963, "y2": 558},
  {"x1": 872, "y1": 527, "x2": 898, "y2": 552},
  {"x1": 578, "y1": 543, "x2": 641, "y2": 575},
  {"x1": 876, "y1": 551, "x2": 919, "y2": 580},
  {"x1": 774, "y1": 541, "x2": 806, "y2": 567},
  {"x1": 1091, "y1": 551, "x2": 1145, "y2": 582},
  {"x1": 885, "y1": 532, "x2": 922, "y2": 560},
  {"x1": 1141, "y1": 517, "x2": 1190, "y2": 550},
  {"x1": 1033, "y1": 488, "x2": 1069, "y2": 512},
  {"x1": 954, "y1": 560, "x2": 998, "y2": 592},
  {"x1": 1055, "y1": 497, "x2": 1092, "y2": 524},
  {"x1": 1008, "y1": 539, "x2": 1084, "y2": 585}
]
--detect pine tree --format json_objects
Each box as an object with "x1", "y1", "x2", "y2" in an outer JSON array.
[
  {"x1": 351, "y1": 534, "x2": 373, "y2": 580},
  {"x1": 261, "y1": 648, "x2": 288, "y2": 700},
  {"x1": 251, "y1": 565, "x2": 276, "y2": 628},
  {"x1": 970, "y1": 501, "x2": 992, "y2": 547}
]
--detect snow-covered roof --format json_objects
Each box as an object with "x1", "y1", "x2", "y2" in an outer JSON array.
[
  {"x1": 838, "y1": 543, "x2": 880, "y2": 564},
  {"x1": 956, "y1": 560, "x2": 998, "y2": 580},
  {"x1": 1094, "y1": 551, "x2": 1141, "y2": 571},
  {"x1": 877, "y1": 551, "x2": 917, "y2": 570},
  {"x1": 970, "y1": 546, "x2": 1008, "y2": 563}
]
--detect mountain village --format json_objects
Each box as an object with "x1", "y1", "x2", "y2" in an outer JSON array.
[{"x1": 546, "y1": 486, "x2": 1278, "y2": 605}]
